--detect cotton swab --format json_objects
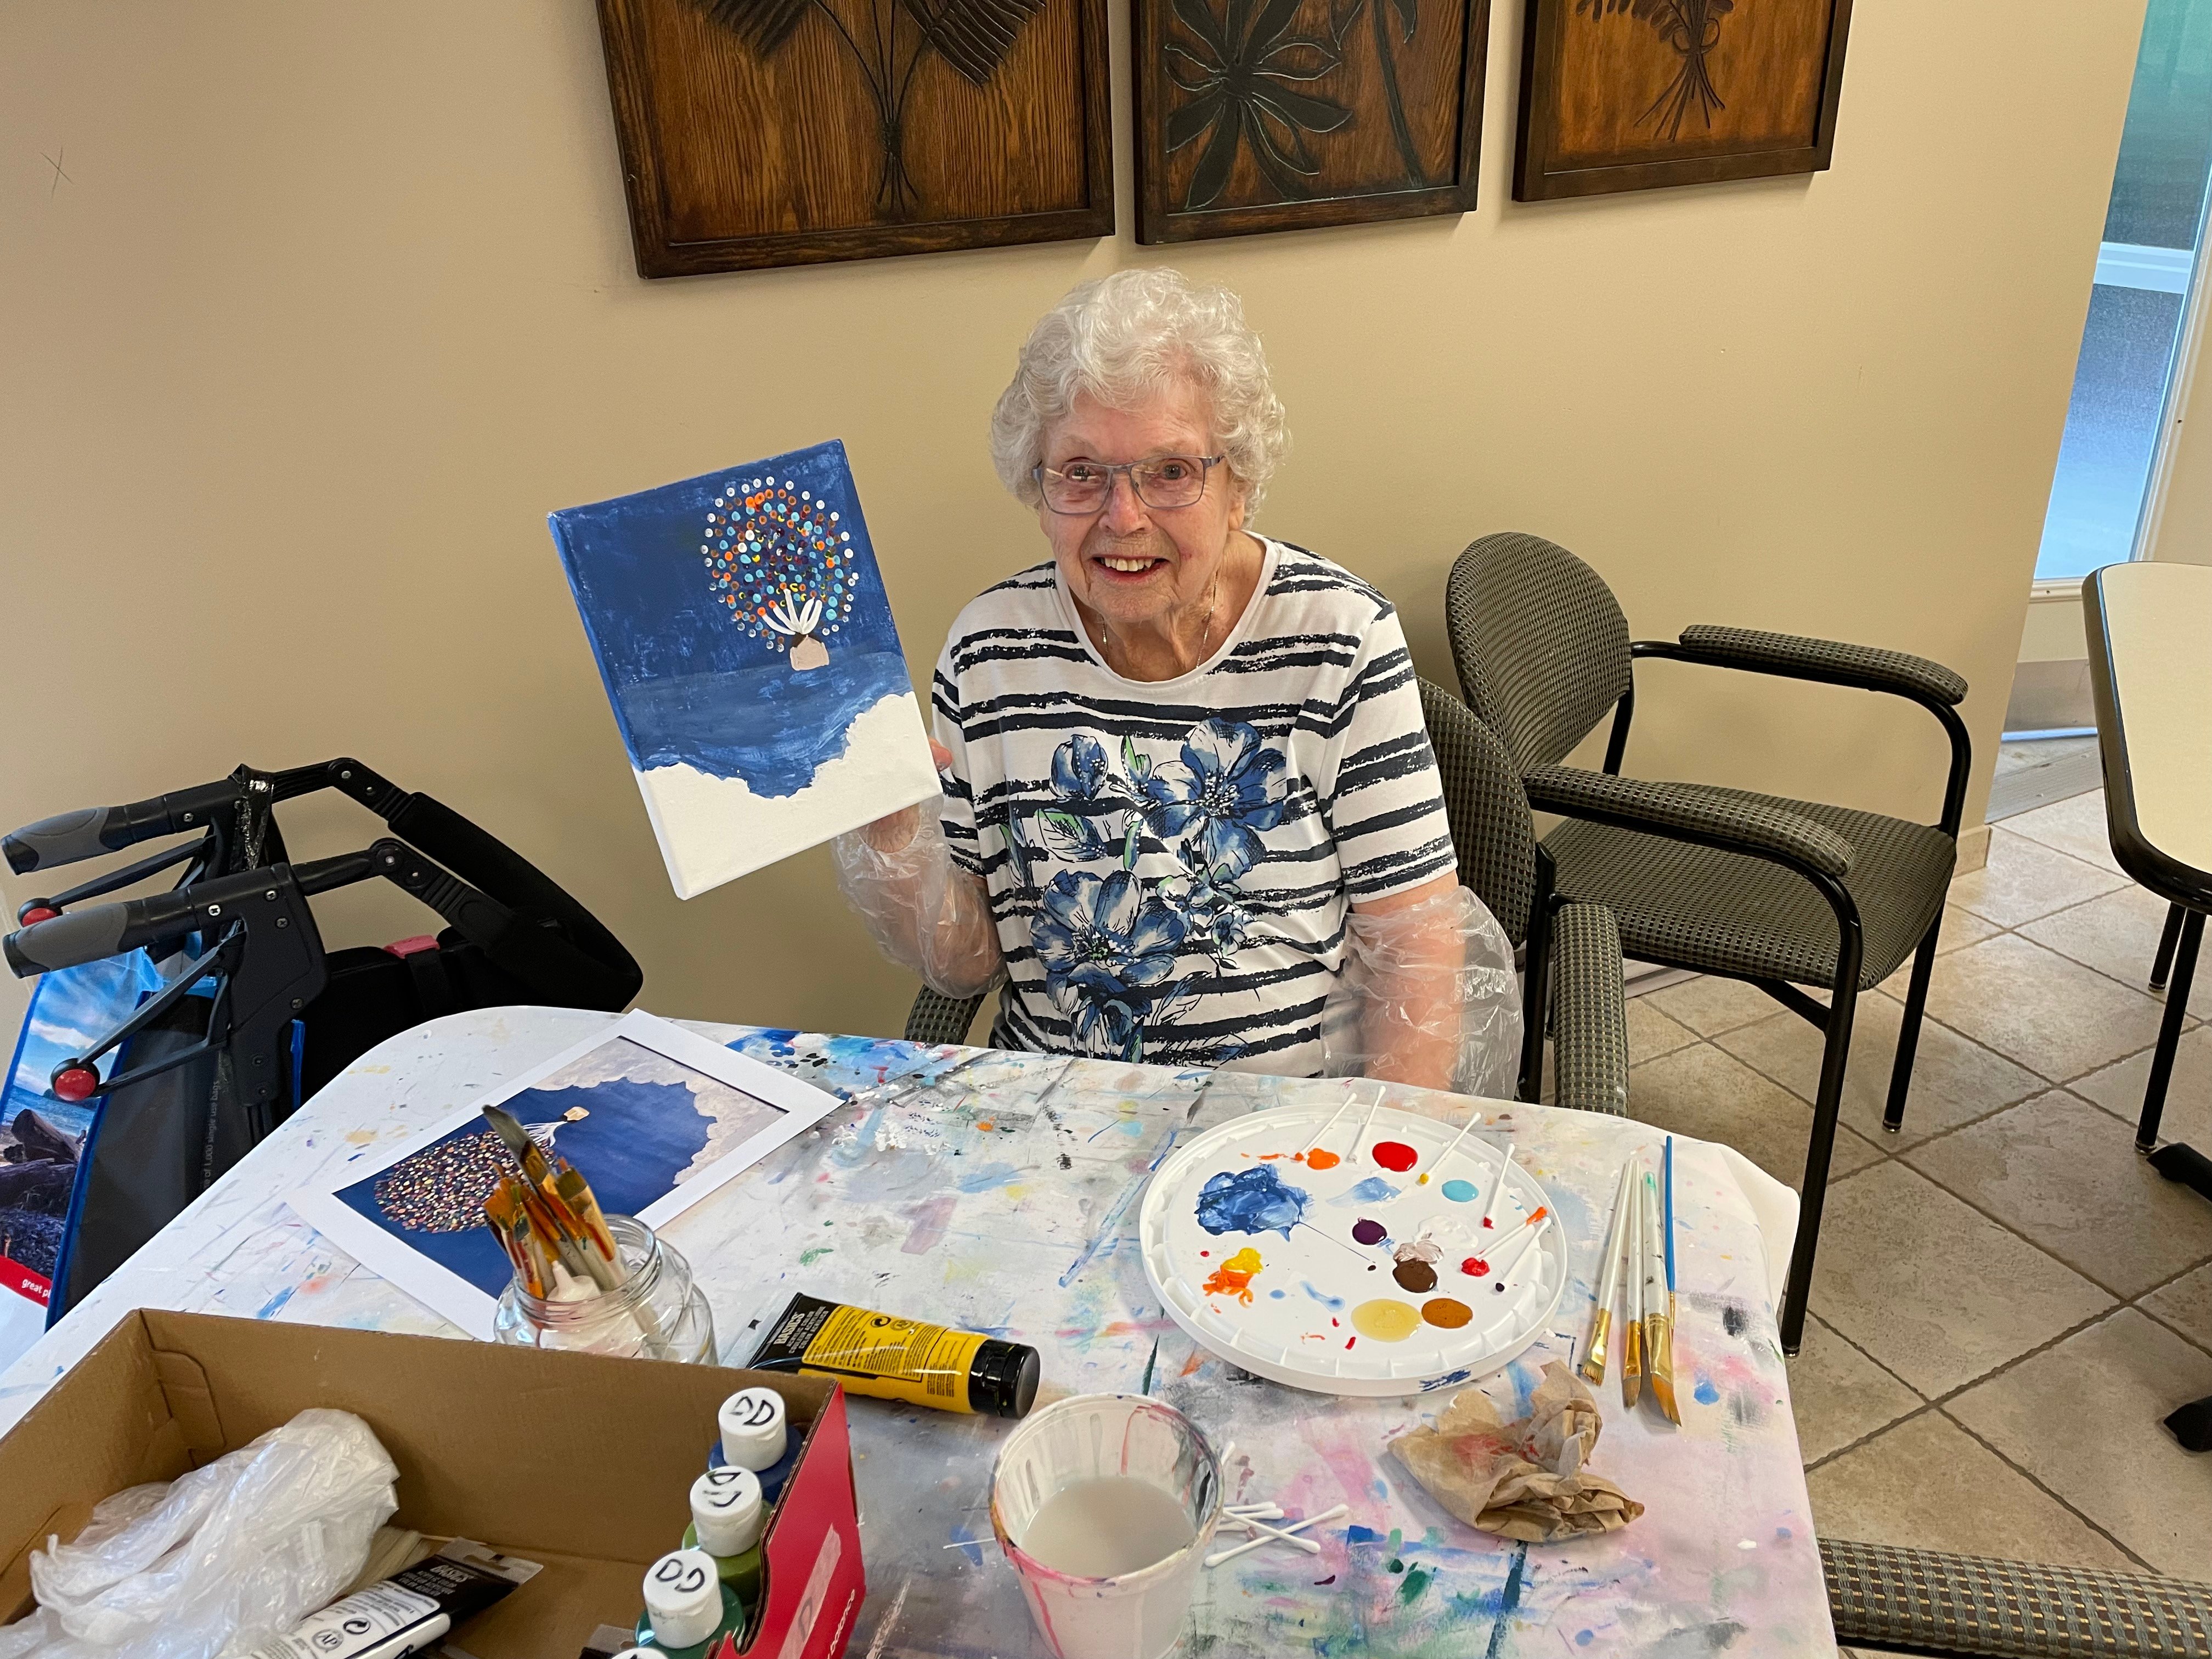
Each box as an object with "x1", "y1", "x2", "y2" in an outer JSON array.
[
  {"x1": 1482, "y1": 1212, "x2": 1553, "y2": 1288},
  {"x1": 1415, "y1": 1108, "x2": 1487, "y2": 1187},
  {"x1": 1348, "y1": 1087, "x2": 1386, "y2": 1164},
  {"x1": 1220, "y1": 1515, "x2": 1322, "y2": 1554},
  {"x1": 1305, "y1": 1093, "x2": 1358, "y2": 1162},
  {"x1": 1204, "y1": 1503, "x2": 1349, "y2": 1568},
  {"x1": 1579, "y1": 1159, "x2": 1639, "y2": 1385},
  {"x1": 1477, "y1": 1141, "x2": 1517, "y2": 1234},
  {"x1": 1226, "y1": 1504, "x2": 1283, "y2": 1520},
  {"x1": 1468, "y1": 1205, "x2": 1550, "y2": 1263}
]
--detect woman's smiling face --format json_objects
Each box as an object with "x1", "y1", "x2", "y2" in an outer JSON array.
[{"x1": 1039, "y1": 386, "x2": 1247, "y2": 643}]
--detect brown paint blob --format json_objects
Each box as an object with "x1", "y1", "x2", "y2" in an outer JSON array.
[
  {"x1": 1371, "y1": 1141, "x2": 1418, "y2": 1172},
  {"x1": 1392, "y1": 1259, "x2": 1438, "y2": 1293},
  {"x1": 1421, "y1": 1297, "x2": 1472, "y2": 1329}
]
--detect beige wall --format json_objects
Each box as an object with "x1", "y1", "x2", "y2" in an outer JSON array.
[{"x1": 0, "y1": 1, "x2": 2142, "y2": 1053}]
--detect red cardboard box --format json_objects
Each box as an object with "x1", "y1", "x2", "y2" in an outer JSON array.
[{"x1": 0, "y1": 1311, "x2": 866, "y2": 1658}]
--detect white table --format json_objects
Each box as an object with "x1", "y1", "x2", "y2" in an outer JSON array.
[
  {"x1": 1, "y1": 1009, "x2": 1829, "y2": 1657},
  {"x1": 2084, "y1": 560, "x2": 2212, "y2": 1449}
]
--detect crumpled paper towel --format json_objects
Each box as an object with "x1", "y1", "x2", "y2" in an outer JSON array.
[{"x1": 1390, "y1": 1361, "x2": 1645, "y2": 1542}]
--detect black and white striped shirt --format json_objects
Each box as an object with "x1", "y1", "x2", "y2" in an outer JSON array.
[{"x1": 933, "y1": 539, "x2": 1456, "y2": 1075}]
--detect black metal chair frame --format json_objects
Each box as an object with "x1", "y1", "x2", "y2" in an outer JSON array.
[{"x1": 1559, "y1": 636, "x2": 1972, "y2": 1352}]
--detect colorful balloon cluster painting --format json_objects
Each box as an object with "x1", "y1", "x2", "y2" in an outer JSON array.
[{"x1": 550, "y1": 441, "x2": 938, "y2": 898}]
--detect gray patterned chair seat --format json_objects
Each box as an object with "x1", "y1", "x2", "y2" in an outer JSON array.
[{"x1": 1544, "y1": 789, "x2": 1956, "y2": 990}]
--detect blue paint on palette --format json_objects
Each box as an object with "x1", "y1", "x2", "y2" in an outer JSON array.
[
  {"x1": 1327, "y1": 1175, "x2": 1401, "y2": 1207},
  {"x1": 1301, "y1": 1280, "x2": 1345, "y2": 1310},
  {"x1": 1693, "y1": 1375, "x2": 1721, "y2": 1406},
  {"x1": 1194, "y1": 1166, "x2": 1307, "y2": 1239},
  {"x1": 549, "y1": 441, "x2": 914, "y2": 798},
  {"x1": 1440, "y1": 1178, "x2": 1478, "y2": 1203}
]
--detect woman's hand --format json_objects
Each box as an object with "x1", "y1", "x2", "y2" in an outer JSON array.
[{"x1": 861, "y1": 740, "x2": 955, "y2": 851}]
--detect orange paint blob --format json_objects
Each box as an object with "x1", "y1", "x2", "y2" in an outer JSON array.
[
  {"x1": 1421, "y1": 1297, "x2": 1474, "y2": 1329},
  {"x1": 1201, "y1": 1246, "x2": 1265, "y2": 1305},
  {"x1": 1305, "y1": 1149, "x2": 1342, "y2": 1171}
]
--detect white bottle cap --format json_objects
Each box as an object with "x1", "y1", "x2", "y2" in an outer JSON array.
[
  {"x1": 642, "y1": 1548, "x2": 721, "y2": 1649},
  {"x1": 717, "y1": 1386, "x2": 788, "y2": 1474},
  {"x1": 690, "y1": 1466, "x2": 764, "y2": 1556}
]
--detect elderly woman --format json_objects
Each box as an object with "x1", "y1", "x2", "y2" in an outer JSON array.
[{"x1": 835, "y1": 268, "x2": 1517, "y2": 1092}]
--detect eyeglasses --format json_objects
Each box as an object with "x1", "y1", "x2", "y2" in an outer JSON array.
[{"x1": 1034, "y1": 454, "x2": 1225, "y2": 515}]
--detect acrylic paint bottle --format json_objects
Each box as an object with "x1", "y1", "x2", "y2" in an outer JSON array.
[
  {"x1": 679, "y1": 1467, "x2": 764, "y2": 1608},
  {"x1": 633, "y1": 1548, "x2": 744, "y2": 1659},
  {"x1": 706, "y1": 1385, "x2": 798, "y2": 1502}
]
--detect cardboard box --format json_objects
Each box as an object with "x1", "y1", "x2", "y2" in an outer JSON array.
[{"x1": 0, "y1": 1312, "x2": 866, "y2": 1658}]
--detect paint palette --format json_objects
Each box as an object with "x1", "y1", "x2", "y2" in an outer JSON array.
[{"x1": 1139, "y1": 1102, "x2": 1565, "y2": 1397}]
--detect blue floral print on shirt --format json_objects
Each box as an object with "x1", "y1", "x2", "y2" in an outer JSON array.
[{"x1": 1015, "y1": 718, "x2": 1289, "y2": 1061}]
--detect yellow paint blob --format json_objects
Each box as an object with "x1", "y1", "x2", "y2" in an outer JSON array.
[
  {"x1": 1202, "y1": 1246, "x2": 1266, "y2": 1304},
  {"x1": 1350, "y1": 1299, "x2": 1423, "y2": 1342}
]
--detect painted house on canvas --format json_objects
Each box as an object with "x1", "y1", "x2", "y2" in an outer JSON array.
[{"x1": 551, "y1": 441, "x2": 938, "y2": 898}]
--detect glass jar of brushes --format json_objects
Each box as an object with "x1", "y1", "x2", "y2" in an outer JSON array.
[{"x1": 492, "y1": 1214, "x2": 716, "y2": 1363}]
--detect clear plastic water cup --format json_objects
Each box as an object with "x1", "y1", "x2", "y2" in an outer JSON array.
[{"x1": 990, "y1": 1393, "x2": 1222, "y2": 1659}]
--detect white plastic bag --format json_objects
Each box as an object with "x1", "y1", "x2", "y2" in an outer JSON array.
[
  {"x1": 1319, "y1": 884, "x2": 1524, "y2": 1099},
  {"x1": 0, "y1": 1408, "x2": 398, "y2": 1659}
]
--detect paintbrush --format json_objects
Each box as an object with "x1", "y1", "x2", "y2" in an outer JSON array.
[
  {"x1": 1641, "y1": 1166, "x2": 1678, "y2": 1423},
  {"x1": 1621, "y1": 1169, "x2": 1644, "y2": 1408},
  {"x1": 1580, "y1": 1159, "x2": 1638, "y2": 1384},
  {"x1": 483, "y1": 1180, "x2": 548, "y2": 1298},
  {"x1": 1663, "y1": 1135, "x2": 1677, "y2": 1314},
  {"x1": 483, "y1": 1105, "x2": 627, "y2": 1294}
]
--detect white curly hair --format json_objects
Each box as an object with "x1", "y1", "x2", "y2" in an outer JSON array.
[{"x1": 990, "y1": 267, "x2": 1290, "y2": 518}]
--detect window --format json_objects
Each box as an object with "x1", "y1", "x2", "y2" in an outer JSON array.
[{"x1": 2035, "y1": 0, "x2": 2212, "y2": 584}]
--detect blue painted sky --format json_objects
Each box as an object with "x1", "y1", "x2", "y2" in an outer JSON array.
[{"x1": 549, "y1": 441, "x2": 916, "y2": 791}]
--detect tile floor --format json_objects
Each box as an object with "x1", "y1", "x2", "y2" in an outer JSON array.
[{"x1": 1620, "y1": 788, "x2": 2212, "y2": 1588}]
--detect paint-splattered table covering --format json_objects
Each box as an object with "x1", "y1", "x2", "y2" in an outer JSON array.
[{"x1": 0, "y1": 1008, "x2": 1832, "y2": 1657}]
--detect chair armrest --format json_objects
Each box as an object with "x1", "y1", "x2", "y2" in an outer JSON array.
[
  {"x1": 1821, "y1": 1536, "x2": 2212, "y2": 1659},
  {"x1": 905, "y1": 986, "x2": 985, "y2": 1046},
  {"x1": 1671, "y1": 624, "x2": 1968, "y2": 707},
  {"x1": 1549, "y1": 903, "x2": 1628, "y2": 1116},
  {"x1": 1524, "y1": 766, "x2": 1853, "y2": 878}
]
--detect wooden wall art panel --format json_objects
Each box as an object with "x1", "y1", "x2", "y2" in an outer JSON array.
[
  {"x1": 596, "y1": 0, "x2": 1114, "y2": 274},
  {"x1": 1515, "y1": 0, "x2": 1852, "y2": 201},
  {"x1": 1132, "y1": 0, "x2": 1491, "y2": 243}
]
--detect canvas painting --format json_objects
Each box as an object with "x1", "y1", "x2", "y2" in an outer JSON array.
[
  {"x1": 289, "y1": 1011, "x2": 841, "y2": 1337},
  {"x1": 550, "y1": 441, "x2": 939, "y2": 899}
]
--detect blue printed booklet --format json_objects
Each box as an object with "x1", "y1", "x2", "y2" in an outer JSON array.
[{"x1": 550, "y1": 441, "x2": 938, "y2": 898}]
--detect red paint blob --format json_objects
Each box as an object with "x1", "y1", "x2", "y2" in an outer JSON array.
[
  {"x1": 1481, "y1": 1217, "x2": 1494, "y2": 1229},
  {"x1": 1344, "y1": 1337, "x2": 1357, "y2": 1350},
  {"x1": 1371, "y1": 1141, "x2": 1418, "y2": 1172},
  {"x1": 1461, "y1": 1256, "x2": 1491, "y2": 1278}
]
